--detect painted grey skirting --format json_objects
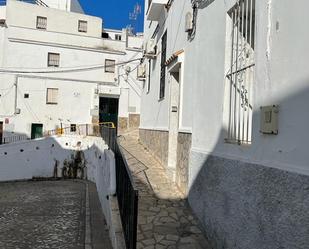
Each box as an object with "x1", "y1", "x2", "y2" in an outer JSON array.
[{"x1": 188, "y1": 152, "x2": 309, "y2": 249}]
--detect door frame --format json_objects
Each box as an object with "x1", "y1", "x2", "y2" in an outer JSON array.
[
  {"x1": 31, "y1": 123, "x2": 43, "y2": 139},
  {"x1": 167, "y1": 61, "x2": 182, "y2": 173}
]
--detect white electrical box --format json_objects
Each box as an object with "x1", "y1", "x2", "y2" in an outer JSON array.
[
  {"x1": 144, "y1": 39, "x2": 157, "y2": 58},
  {"x1": 185, "y1": 12, "x2": 193, "y2": 32},
  {"x1": 260, "y1": 105, "x2": 279, "y2": 135},
  {"x1": 137, "y1": 64, "x2": 146, "y2": 80}
]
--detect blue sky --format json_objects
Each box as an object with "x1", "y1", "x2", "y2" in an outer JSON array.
[{"x1": 79, "y1": 0, "x2": 145, "y2": 33}]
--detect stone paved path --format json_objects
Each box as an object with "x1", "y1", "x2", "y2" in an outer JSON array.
[
  {"x1": 119, "y1": 131, "x2": 211, "y2": 249},
  {"x1": 0, "y1": 180, "x2": 112, "y2": 249}
]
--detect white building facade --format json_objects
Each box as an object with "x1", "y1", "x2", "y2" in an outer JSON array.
[
  {"x1": 0, "y1": 0, "x2": 143, "y2": 140},
  {"x1": 140, "y1": 0, "x2": 309, "y2": 248}
]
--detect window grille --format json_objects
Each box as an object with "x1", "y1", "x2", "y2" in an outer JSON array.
[
  {"x1": 105, "y1": 59, "x2": 116, "y2": 73},
  {"x1": 36, "y1": 16, "x2": 47, "y2": 30},
  {"x1": 159, "y1": 31, "x2": 167, "y2": 99},
  {"x1": 70, "y1": 124, "x2": 77, "y2": 132},
  {"x1": 78, "y1": 20, "x2": 87, "y2": 33},
  {"x1": 46, "y1": 88, "x2": 58, "y2": 104},
  {"x1": 225, "y1": 0, "x2": 255, "y2": 145},
  {"x1": 147, "y1": 59, "x2": 151, "y2": 94},
  {"x1": 48, "y1": 53, "x2": 60, "y2": 67}
]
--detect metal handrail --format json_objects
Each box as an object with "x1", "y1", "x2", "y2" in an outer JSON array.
[
  {"x1": 0, "y1": 0, "x2": 48, "y2": 7},
  {"x1": 1, "y1": 135, "x2": 29, "y2": 145},
  {"x1": 100, "y1": 125, "x2": 138, "y2": 249}
]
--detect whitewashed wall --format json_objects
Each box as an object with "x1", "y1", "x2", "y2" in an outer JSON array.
[
  {"x1": 0, "y1": 0, "x2": 143, "y2": 138},
  {"x1": 7, "y1": 1, "x2": 98, "y2": 37},
  {"x1": 142, "y1": 0, "x2": 309, "y2": 177},
  {"x1": 0, "y1": 135, "x2": 109, "y2": 181}
]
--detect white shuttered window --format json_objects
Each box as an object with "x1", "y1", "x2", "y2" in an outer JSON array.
[
  {"x1": 46, "y1": 88, "x2": 58, "y2": 104},
  {"x1": 36, "y1": 16, "x2": 47, "y2": 30},
  {"x1": 48, "y1": 53, "x2": 60, "y2": 67},
  {"x1": 78, "y1": 20, "x2": 88, "y2": 33},
  {"x1": 105, "y1": 59, "x2": 116, "y2": 73}
]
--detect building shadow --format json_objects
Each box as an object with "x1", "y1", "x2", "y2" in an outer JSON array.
[{"x1": 187, "y1": 84, "x2": 309, "y2": 249}]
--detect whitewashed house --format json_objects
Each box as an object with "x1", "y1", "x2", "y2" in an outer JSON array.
[
  {"x1": 0, "y1": 0, "x2": 143, "y2": 140},
  {"x1": 140, "y1": 0, "x2": 309, "y2": 248}
]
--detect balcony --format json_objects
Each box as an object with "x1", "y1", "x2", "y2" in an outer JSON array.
[
  {"x1": 0, "y1": 0, "x2": 48, "y2": 7},
  {"x1": 147, "y1": 0, "x2": 168, "y2": 21}
]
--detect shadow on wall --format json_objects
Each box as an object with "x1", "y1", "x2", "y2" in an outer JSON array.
[
  {"x1": 0, "y1": 135, "x2": 111, "y2": 184},
  {"x1": 187, "y1": 84, "x2": 309, "y2": 249}
]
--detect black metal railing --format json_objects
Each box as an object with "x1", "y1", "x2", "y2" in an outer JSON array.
[
  {"x1": 100, "y1": 125, "x2": 117, "y2": 152},
  {"x1": 115, "y1": 142, "x2": 138, "y2": 249},
  {"x1": 100, "y1": 125, "x2": 138, "y2": 249},
  {"x1": 2, "y1": 134, "x2": 29, "y2": 145},
  {"x1": 0, "y1": 0, "x2": 48, "y2": 7}
]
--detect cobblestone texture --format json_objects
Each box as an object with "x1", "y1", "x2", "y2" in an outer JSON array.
[
  {"x1": 0, "y1": 180, "x2": 85, "y2": 249},
  {"x1": 119, "y1": 131, "x2": 211, "y2": 249},
  {"x1": 0, "y1": 180, "x2": 112, "y2": 249}
]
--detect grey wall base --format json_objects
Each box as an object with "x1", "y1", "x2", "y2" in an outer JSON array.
[{"x1": 188, "y1": 152, "x2": 309, "y2": 249}]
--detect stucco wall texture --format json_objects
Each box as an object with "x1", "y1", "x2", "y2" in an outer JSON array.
[
  {"x1": 188, "y1": 152, "x2": 309, "y2": 249},
  {"x1": 176, "y1": 132, "x2": 192, "y2": 195}
]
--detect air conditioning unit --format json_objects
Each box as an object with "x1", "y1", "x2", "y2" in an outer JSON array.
[
  {"x1": 185, "y1": 12, "x2": 193, "y2": 32},
  {"x1": 137, "y1": 64, "x2": 146, "y2": 80},
  {"x1": 144, "y1": 39, "x2": 157, "y2": 58}
]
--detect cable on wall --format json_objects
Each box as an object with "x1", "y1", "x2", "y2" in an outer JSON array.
[{"x1": 0, "y1": 58, "x2": 143, "y2": 74}]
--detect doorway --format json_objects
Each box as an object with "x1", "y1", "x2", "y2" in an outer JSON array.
[
  {"x1": 31, "y1": 123, "x2": 43, "y2": 139},
  {"x1": 167, "y1": 66, "x2": 181, "y2": 173},
  {"x1": 99, "y1": 97, "x2": 119, "y2": 128},
  {"x1": 0, "y1": 122, "x2": 3, "y2": 145}
]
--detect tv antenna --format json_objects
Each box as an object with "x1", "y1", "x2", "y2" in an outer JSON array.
[{"x1": 129, "y1": 2, "x2": 142, "y2": 34}]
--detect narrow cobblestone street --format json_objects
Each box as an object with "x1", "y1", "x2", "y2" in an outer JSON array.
[
  {"x1": 0, "y1": 180, "x2": 112, "y2": 249},
  {"x1": 119, "y1": 131, "x2": 211, "y2": 249}
]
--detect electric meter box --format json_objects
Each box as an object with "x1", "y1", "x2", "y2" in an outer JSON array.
[{"x1": 260, "y1": 105, "x2": 279, "y2": 135}]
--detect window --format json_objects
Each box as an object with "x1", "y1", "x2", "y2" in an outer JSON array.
[
  {"x1": 159, "y1": 31, "x2": 167, "y2": 100},
  {"x1": 70, "y1": 124, "x2": 77, "y2": 132},
  {"x1": 24, "y1": 93, "x2": 29, "y2": 99},
  {"x1": 102, "y1": 32, "x2": 109, "y2": 39},
  {"x1": 46, "y1": 88, "x2": 58, "y2": 104},
  {"x1": 36, "y1": 16, "x2": 47, "y2": 30},
  {"x1": 105, "y1": 59, "x2": 116, "y2": 73},
  {"x1": 48, "y1": 53, "x2": 60, "y2": 67},
  {"x1": 224, "y1": 0, "x2": 255, "y2": 145},
  {"x1": 115, "y1": 34, "x2": 122, "y2": 41},
  {"x1": 78, "y1": 20, "x2": 87, "y2": 33},
  {"x1": 147, "y1": 59, "x2": 151, "y2": 94}
]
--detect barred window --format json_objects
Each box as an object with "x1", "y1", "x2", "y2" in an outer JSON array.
[
  {"x1": 46, "y1": 88, "x2": 58, "y2": 105},
  {"x1": 36, "y1": 16, "x2": 47, "y2": 30},
  {"x1": 105, "y1": 59, "x2": 116, "y2": 73},
  {"x1": 78, "y1": 20, "x2": 87, "y2": 33},
  {"x1": 115, "y1": 34, "x2": 122, "y2": 41},
  {"x1": 48, "y1": 53, "x2": 60, "y2": 67},
  {"x1": 147, "y1": 59, "x2": 151, "y2": 94},
  {"x1": 225, "y1": 0, "x2": 255, "y2": 145},
  {"x1": 159, "y1": 31, "x2": 167, "y2": 100},
  {"x1": 70, "y1": 124, "x2": 77, "y2": 132}
]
